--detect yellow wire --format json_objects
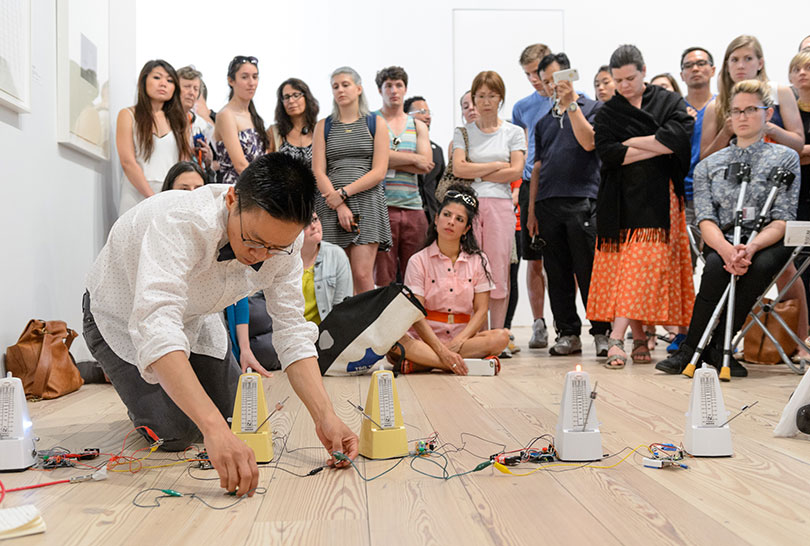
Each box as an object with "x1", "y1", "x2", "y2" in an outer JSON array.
[{"x1": 493, "y1": 444, "x2": 649, "y2": 477}]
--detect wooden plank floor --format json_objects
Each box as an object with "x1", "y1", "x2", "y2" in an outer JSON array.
[{"x1": 3, "y1": 327, "x2": 809, "y2": 545}]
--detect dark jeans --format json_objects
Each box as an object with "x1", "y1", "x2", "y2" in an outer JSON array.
[
  {"x1": 505, "y1": 230, "x2": 521, "y2": 330},
  {"x1": 683, "y1": 242, "x2": 792, "y2": 349},
  {"x1": 535, "y1": 197, "x2": 610, "y2": 337},
  {"x1": 82, "y1": 292, "x2": 241, "y2": 451}
]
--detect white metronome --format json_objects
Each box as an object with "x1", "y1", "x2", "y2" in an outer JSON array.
[
  {"x1": 0, "y1": 372, "x2": 37, "y2": 471},
  {"x1": 230, "y1": 371, "x2": 273, "y2": 463},
  {"x1": 359, "y1": 370, "x2": 408, "y2": 459},
  {"x1": 555, "y1": 365, "x2": 602, "y2": 461},
  {"x1": 683, "y1": 365, "x2": 733, "y2": 457}
]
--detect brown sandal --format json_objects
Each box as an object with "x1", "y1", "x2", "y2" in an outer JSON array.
[
  {"x1": 632, "y1": 339, "x2": 652, "y2": 364},
  {"x1": 604, "y1": 338, "x2": 627, "y2": 369}
]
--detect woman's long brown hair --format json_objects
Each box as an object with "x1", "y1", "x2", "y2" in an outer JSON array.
[{"x1": 133, "y1": 59, "x2": 191, "y2": 162}]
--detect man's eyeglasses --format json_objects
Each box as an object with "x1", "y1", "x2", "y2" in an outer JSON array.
[
  {"x1": 409, "y1": 108, "x2": 430, "y2": 116},
  {"x1": 445, "y1": 190, "x2": 478, "y2": 210},
  {"x1": 729, "y1": 105, "x2": 768, "y2": 118},
  {"x1": 282, "y1": 91, "x2": 304, "y2": 103},
  {"x1": 229, "y1": 56, "x2": 258, "y2": 72},
  {"x1": 237, "y1": 197, "x2": 295, "y2": 255},
  {"x1": 681, "y1": 60, "x2": 711, "y2": 70}
]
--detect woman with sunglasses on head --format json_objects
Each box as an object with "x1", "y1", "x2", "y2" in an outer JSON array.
[
  {"x1": 267, "y1": 78, "x2": 319, "y2": 168},
  {"x1": 312, "y1": 66, "x2": 390, "y2": 294},
  {"x1": 701, "y1": 36, "x2": 809, "y2": 361},
  {"x1": 451, "y1": 71, "x2": 526, "y2": 331},
  {"x1": 117, "y1": 60, "x2": 191, "y2": 216},
  {"x1": 588, "y1": 45, "x2": 695, "y2": 369},
  {"x1": 214, "y1": 56, "x2": 269, "y2": 184},
  {"x1": 657, "y1": 80, "x2": 800, "y2": 377},
  {"x1": 391, "y1": 184, "x2": 510, "y2": 374}
]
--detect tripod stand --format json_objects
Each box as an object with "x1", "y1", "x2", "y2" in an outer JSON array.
[{"x1": 682, "y1": 164, "x2": 794, "y2": 381}]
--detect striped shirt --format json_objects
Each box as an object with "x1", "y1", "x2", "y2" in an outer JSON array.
[{"x1": 376, "y1": 111, "x2": 423, "y2": 210}]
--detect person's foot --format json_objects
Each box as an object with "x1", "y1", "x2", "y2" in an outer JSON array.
[
  {"x1": 529, "y1": 318, "x2": 548, "y2": 349},
  {"x1": 666, "y1": 333, "x2": 687, "y2": 354},
  {"x1": 632, "y1": 339, "x2": 652, "y2": 364},
  {"x1": 549, "y1": 335, "x2": 582, "y2": 356},
  {"x1": 646, "y1": 329, "x2": 657, "y2": 351},
  {"x1": 655, "y1": 344, "x2": 695, "y2": 374},
  {"x1": 594, "y1": 334, "x2": 610, "y2": 358},
  {"x1": 701, "y1": 344, "x2": 748, "y2": 377},
  {"x1": 605, "y1": 338, "x2": 627, "y2": 369},
  {"x1": 508, "y1": 334, "x2": 521, "y2": 354},
  {"x1": 499, "y1": 346, "x2": 513, "y2": 359}
]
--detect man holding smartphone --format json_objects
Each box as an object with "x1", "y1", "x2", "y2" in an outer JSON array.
[{"x1": 526, "y1": 53, "x2": 611, "y2": 357}]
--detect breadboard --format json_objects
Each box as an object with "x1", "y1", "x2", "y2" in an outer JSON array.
[
  {"x1": 683, "y1": 365, "x2": 733, "y2": 456},
  {"x1": 230, "y1": 372, "x2": 273, "y2": 463},
  {"x1": 0, "y1": 372, "x2": 37, "y2": 471},
  {"x1": 359, "y1": 370, "x2": 408, "y2": 459}
]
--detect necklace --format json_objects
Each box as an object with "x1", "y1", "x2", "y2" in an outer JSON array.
[{"x1": 798, "y1": 99, "x2": 810, "y2": 112}]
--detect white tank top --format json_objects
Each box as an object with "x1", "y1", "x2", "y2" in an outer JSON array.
[{"x1": 118, "y1": 108, "x2": 180, "y2": 216}]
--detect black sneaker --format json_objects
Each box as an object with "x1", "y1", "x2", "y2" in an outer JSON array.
[
  {"x1": 701, "y1": 343, "x2": 748, "y2": 377},
  {"x1": 655, "y1": 345, "x2": 695, "y2": 374}
]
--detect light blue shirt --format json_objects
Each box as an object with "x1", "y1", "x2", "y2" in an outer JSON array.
[{"x1": 512, "y1": 92, "x2": 553, "y2": 181}]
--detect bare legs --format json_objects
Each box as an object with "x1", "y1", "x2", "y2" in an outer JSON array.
[
  {"x1": 395, "y1": 330, "x2": 510, "y2": 373},
  {"x1": 527, "y1": 260, "x2": 546, "y2": 320},
  {"x1": 346, "y1": 243, "x2": 378, "y2": 295}
]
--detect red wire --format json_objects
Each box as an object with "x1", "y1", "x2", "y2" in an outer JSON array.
[
  {"x1": 4, "y1": 479, "x2": 70, "y2": 493},
  {"x1": 0, "y1": 478, "x2": 5, "y2": 505}
]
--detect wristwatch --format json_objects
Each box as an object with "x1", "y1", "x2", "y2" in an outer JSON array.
[
  {"x1": 340, "y1": 188, "x2": 348, "y2": 200},
  {"x1": 568, "y1": 102, "x2": 579, "y2": 113}
]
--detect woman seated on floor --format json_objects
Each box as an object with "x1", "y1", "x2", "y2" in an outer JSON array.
[
  {"x1": 656, "y1": 79, "x2": 800, "y2": 378},
  {"x1": 225, "y1": 211, "x2": 353, "y2": 376},
  {"x1": 390, "y1": 184, "x2": 510, "y2": 375}
]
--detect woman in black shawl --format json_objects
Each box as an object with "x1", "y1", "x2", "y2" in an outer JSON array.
[{"x1": 587, "y1": 45, "x2": 695, "y2": 369}]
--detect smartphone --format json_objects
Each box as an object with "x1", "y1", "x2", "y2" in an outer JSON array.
[
  {"x1": 553, "y1": 68, "x2": 580, "y2": 84},
  {"x1": 193, "y1": 132, "x2": 205, "y2": 148}
]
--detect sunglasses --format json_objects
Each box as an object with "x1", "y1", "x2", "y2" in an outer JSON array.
[
  {"x1": 445, "y1": 190, "x2": 478, "y2": 210},
  {"x1": 229, "y1": 56, "x2": 258, "y2": 72}
]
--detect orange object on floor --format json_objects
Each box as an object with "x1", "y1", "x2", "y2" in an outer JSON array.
[{"x1": 587, "y1": 182, "x2": 695, "y2": 325}]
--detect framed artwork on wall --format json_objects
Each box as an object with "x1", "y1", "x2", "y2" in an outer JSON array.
[
  {"x1": 0, "y1": 0, "x2": 32, "y2": 113},
  {"x1": 57, "y1": 0, "x2": 110, "y2": 160}
]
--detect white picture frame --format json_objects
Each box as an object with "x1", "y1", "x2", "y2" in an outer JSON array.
[
  {"x1": 0, "y1": 0, "x2": 32, "y2": 113},
  {"x1": 56, "y1": 0, "x2": 110, "y2": 160}
]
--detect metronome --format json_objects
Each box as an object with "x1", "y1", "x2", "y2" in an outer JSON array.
[
  {"x1": 683, "y1": 365, "x2": 733, "y2": 457},
  {"x1": 0, "y1": 372, "x2": 37, "y2": 471},
  {"x1": 358, "y1": 370, "x2": 408, "y2": 459},
  {"x1": 555, "y1": 365, "x2": 602, "y2": 461},
  {"x1": 230, "y1": 371, "x2": 273, "y2": 463}
]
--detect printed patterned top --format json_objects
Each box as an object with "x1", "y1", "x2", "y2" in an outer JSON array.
[
  {"x1": 375, "y1": 111, "x2": 422, "y2": 210},
  {"x1": 693, "y1": 138, "x2": 800, "y2": 241},
  {"x1": 279, "y1": 140, "x2": 313, "y2": 170},
  {"x1": 214, "y1": 128, "x2": 266, "y2": 184}
]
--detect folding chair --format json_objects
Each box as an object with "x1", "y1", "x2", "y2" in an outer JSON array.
[{"x1": 731, "y1": 221, "x2": 810, "y2": 375}]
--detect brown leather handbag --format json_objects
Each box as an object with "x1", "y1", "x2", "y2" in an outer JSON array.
[
  {"x1": 5, "y1": 319, "x2": 84, "y2": 399},
  {"x1": 743, "y1": 299, "x2": 800, "y2": 365}
]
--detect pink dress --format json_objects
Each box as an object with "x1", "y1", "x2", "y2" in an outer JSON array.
[{"x1": 404, "y1": 242, "x2": 494, "y2": 343}]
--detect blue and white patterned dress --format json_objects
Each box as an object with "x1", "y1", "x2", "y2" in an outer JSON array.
[{"x1": 214, "y1": 128, "x2": 265, "y2": 184}]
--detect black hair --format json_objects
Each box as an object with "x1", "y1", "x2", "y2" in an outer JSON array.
[
  {"x1": 235, "y1": 153, "x2": 315, "y2": 225},
  {"x1": 227, "y1": 55, "x2": 270, "y2": 152},
  {"x1": 161, "y1": 161, "x2": 206, "y2": 191},
  {"x1": 275, "y1": 78, "x2": 319, "y2": 138},
  {"x1": 404, "y1": 95, "x2": 426, "y2": 113},
  {"x1": 424, "y1": 183, "x2": 493, "y2": 284},
  {"x1": 375, "y1": 66, "x2": 408, "y2": 89},
  {"x1": 680, "y1": 46, "x2": 714, "y2": 68},
  {"x1": 609, "y1": 44, "x2": 645, "y2": 71},
  {"x1": 537, "y1": 52, "x2": 571, "y2": 74},
  {"x1": 596, "y1": 65, "x2": 610, "y2": 75}
]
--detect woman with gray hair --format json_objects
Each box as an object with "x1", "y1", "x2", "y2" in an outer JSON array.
[{"x1": 312, "y1": 67, "x2": 390, "y2": 294}]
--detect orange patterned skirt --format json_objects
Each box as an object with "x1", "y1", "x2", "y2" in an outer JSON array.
[{"x1": 586, "y1": 182, "x2": 695, "y2": 325}]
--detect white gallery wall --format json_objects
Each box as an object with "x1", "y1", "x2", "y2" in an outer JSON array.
[
  {"x1": 0, "y1": 1, "x2": 135, "y2": 366},
  {"x1": 0, "y1": 0, "x2": 806, "y2": 368}
]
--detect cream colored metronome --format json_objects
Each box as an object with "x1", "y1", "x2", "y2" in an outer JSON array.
[
  {"x1": 230, "y1": 371, "x2": 273, "y2": 463},
  {"x1": 683, "y1": 364, "x2": 733, "y2": 457},
  {"x1": 359, "y1": 370, "x2": 408, "y2": 459}
]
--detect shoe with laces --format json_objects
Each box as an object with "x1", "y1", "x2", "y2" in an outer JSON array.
[
  {"x1": 529, "y1": 319, "x2": 548, "y2": 349},
  {"x1": 549, "y1": 335, "x2": 582, "y2": 356}
]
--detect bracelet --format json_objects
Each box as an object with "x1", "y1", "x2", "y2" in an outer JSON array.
[{"x1": 340, "y1": 188, "x2": 348, "y2": 200}]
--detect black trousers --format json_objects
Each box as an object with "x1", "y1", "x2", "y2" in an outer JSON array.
[
  {"x1": 505, "y1": 230, "x2": 521, "y2": 330},
  {"x1": 683, "y1": 242, "x2": 792, "y2": 349},
  {"x1": 82, "y1": 292, "x2": 241, "y2": 451},
  {"x1": 535, "y1": 197, "x2": 610, "y2": 336}
]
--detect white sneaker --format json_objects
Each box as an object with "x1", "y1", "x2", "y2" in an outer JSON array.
[
  {"x1": 529, "y1": 319, "x2": 548, "y2": 349},
  {"x1": 594, "y1": 334, "x2": 610, "y2": 357}
]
